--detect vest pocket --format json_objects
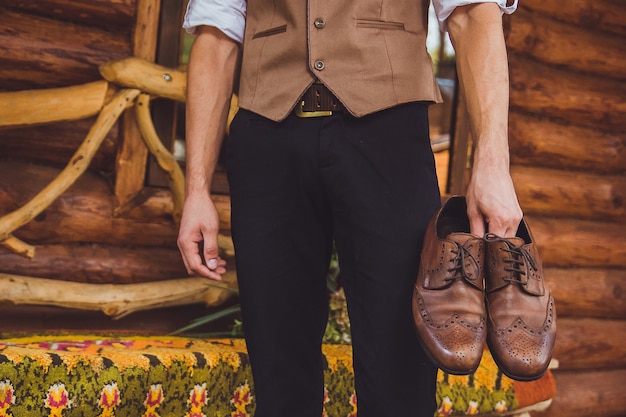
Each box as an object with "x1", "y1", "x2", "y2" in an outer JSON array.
[
  {"x1": 252, "y1": 24, "x2": 288, "y2": 39},
  {"x1": 356, "y1": 19, "x2": 405, "y2": 30}
]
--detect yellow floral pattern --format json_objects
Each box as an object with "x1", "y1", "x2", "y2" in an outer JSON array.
[
  {"x1": 0, "y1": 380, "x2": 15, "y2": 417},
  {"x1": 45, "y1": 383, "x2": 71, "y2": 417},
  {"x1": 98, "y1": 383, "x2": 121, "y2": 417},
  {"x1": 0, "y1": 334, "x2": 554, "y2": 417}
]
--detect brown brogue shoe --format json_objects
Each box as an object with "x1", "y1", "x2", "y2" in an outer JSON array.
[
  {"x1": 484, "y1": 219, "x2": 556, "y2": 381},
  {"x1": 412, "y1": 196, "x2": 487, "y2": 375}
]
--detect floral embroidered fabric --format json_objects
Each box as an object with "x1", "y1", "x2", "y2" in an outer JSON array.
[{"x1": 0, "y1": 334, "x2": 555, "y2": 416}]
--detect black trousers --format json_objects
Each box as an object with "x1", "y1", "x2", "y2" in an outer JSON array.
[{"x1": 224, "y1": 102, "x2": 441, "y2": 417}]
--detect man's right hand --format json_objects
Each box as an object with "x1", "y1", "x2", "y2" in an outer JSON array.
[{"x1": 177, "y1": 192, "x2": 227, "y2": 281}]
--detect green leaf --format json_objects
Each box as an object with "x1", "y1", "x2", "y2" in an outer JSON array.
[{"x1": 170, "y1": 304, "x2": 241, "y2": 335}]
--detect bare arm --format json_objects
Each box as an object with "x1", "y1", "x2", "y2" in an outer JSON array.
[
  {"x1": 447, "y1": 3, "x2": 523, "y2": 237},
  {"x1": 177, "y1": 26, "x2": 239, "y2": 280}
]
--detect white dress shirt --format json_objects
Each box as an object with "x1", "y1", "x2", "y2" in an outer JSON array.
[{"x1": 183, "y1": 0, "x2": 517, "y2": 42}]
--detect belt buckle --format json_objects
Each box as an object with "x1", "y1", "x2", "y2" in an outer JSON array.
[{"x1": 294, "y1": 100, "x2": 333, "y2": 118}]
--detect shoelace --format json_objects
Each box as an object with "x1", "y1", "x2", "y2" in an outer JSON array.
[
  {"x1": 486, "y1": 234, "x2": 537, "y2": 285},
  {"x1": 446, "y1": 242, "x2": 481, "y2": 283}
]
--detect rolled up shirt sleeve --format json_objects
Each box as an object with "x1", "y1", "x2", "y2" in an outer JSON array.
[
  {"x1": 183, "y1": 0, "x2": 247, "y2": 44},
  {"x1": 432, "y1": 0, "x2": 518, "y2": 32}
]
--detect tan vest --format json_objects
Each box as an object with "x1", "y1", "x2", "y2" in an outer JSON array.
[{"x1": 238, "y1": 0, "x2": 443, "y2": 121}]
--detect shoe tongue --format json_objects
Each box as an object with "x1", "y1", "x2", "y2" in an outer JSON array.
[{"x1": 446, "y1": 232, "x2": 476, "y2": 245}]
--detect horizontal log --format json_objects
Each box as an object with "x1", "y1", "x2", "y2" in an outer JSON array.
[
  {"x1": 0, "y1": 161, "x2": 232, "y2": 246},
  {"x1": 507, "y1": 8, "x2": 626, "y2": 81},
  {"x1": 509, "y1": 55, "x2": 626, "y2": 131},
  {"x1": 0, "y1": 8, "x2": 131, "y2": 91},
  {"x1": 0, "y1": 168, "x2": 178, "y2": 247},
  {"x1": 520, "y1": 0, "x2": 626, "y2": 37},
  {"x1": 117, "y1": 187, "x2": 233, "y2": 234},
  {"x1": 0, "y1": 272, "x2": 237, "y2": 319},
  {"x1": 512, "y1": 165, "x2": 626, "y2": 222},
  {"x1": 0, "y1": 81, "x2": 110, "y2": 127},
  {"x1": 508, "y1": 112, "x2": 626, "y2": 175},
  {"x1": 545, "y1": 267, "x2": 626, "y2": 319},
  {"x1": 553, "y1": 317, "x2": 626, "y2": 371},
  {"x1": 0, "y1": 243, "x2": 191, "y2": 284},
  {"x1": 0, "y1": 89, "x2": 138, "y2": 246},
  {"x1": 0, "y1": 242, "x2": 234, "y2": 285},
  {"x1": 0, "y1": 118, "x2": 118, "y2": 173},
  {"x1": 100, "y1": 57, "x2": 187, "y2": 102},
  {"x1": 534, "y1": 368, "x2": 626, "y2": 417},
  {"x1": 527, "y1": 215, "x2": 626, "y2": 268},
  {"x1": 0, "y1": 0, "x2": 136, "y2": 31}
]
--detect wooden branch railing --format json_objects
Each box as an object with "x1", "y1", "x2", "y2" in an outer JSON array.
[
  {"x1": 0, "y1": 57, "x2": 239, "y2": 315},
  {"x1": 0, "y1": 57, "x2": 192, "y2": 257},
  {"x1": 0, "y1": 88, "x2": 139, "y2": 256},
  {"x1": 0, "y1": 81, "x2": 111, "y2": 128},
  {"x1": 0, "y1": 272, "x2": 237, "y2": 319},
  {"x1": 135, "y1": 93, "x2": 186, "y2": 223}
]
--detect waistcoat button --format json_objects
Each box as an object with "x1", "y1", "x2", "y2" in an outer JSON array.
[
  {"x1": 313, "y1": 60, "x2": 325, "y2": 71},
  {"x1": 314, "y1": 18, "x2": 326, "y2": 29}
]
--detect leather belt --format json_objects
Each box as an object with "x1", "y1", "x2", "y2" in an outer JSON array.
[{"x1": 295, "y1": 82, "x2": 345, "y2": 118}]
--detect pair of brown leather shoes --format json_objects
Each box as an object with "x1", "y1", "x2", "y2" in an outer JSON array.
[{"x1": 412, "y1": 196, "x2": 556, "y2": 381}]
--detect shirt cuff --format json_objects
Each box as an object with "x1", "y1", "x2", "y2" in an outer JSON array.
[
  {"x1": 433, "y1": 0, "x2": 518, "y2": 32},
  {"x1": 183, "y1": 0, "x2": 247, "y2": 44}
]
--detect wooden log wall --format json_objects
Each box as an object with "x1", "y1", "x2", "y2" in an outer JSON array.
[
  {"x1": 1, "y1": 0, "x2": 625, "y2": 414},
  {"x1": 0, "y1": 0, "x2": 207, "y2": 287},
  {"x1": 503, "y1": 1, "x2": 626, "y2": 416},
  {"x1": 0, "y1": 1, "x2": 136, "y2": 172}
]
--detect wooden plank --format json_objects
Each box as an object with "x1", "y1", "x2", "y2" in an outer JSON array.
[
  {"x1": 0, "y1": 244, "x2": 188, "y2": 284},
  {"x1": 119, "y1": 187, "x2": 232, "y2": 228},
  {"x1": 0, "y1": 160, "x2": 231, "y2": 246},
  {"x1": 508, "y1": 112, "x2": 626, "y2": 175},
  {"x1": 528, "y1": 215, "x2": 626, "y2": 268},
  {"x1": 133, "y1": 0, "x2": 161, "y2": 61},
  {"x1": 114, "y1": 0, "x2": 161, "y2": 210},
  {"x1": 0, "y1": 0, "x2": 136, "y2": 31},
  {"x1": 534, "y1": 368, "x2": 626, "y2": 417},
  {"x1": 0, "y1": 8, "x2": 131, "y2": 91},
  {"x1": 511, "y1": 165, "x2": 626, "y2": 222},
  {"x1": 553, "y1": 317, "x2": 626, "y2": 371},
  {"x1": 0, "y1": 118, "x2": 118, "y2": 173},
  {"x1": 507, "y1": 8, "x2": 626, "y2": 81},
  {"x1": 0, "y1": 89, "x2": 139, "y2": 244},
  {"x1": 509, "y1": 55, "x2": 626, "y2": 131},
  {"x1": 135, "y1": 93, "x2": 185, "y2": 223},
  {"x1": 545, "y1": 267, "x2": 626, "y2": 319},
  {"x1": 446, "y1": 82, "x2": 471, "y2": 195},
  {"x1": 519, "y1": 0, "x2": 626, "y2": 37},
  {"x1": 114, "y1": 112, "x2": 149, "y2": 211},
  {"x1": 145, "y1": 0, "x2": 186, "y2": 188}
]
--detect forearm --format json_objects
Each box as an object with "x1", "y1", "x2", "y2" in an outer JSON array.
[
  {"x1": 447, "y1": 4, "x2": 522, "y2": 236},
  {"x1": 447, "y1": 3, "x2": 510, "y2": 171},
  {"x1": 185, "y1": 26, "x2": 239, "y2": 197}
]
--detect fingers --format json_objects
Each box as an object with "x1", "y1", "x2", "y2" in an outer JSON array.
[
  {"x1": 484, "y1": 203, "x2": 523, "y2": 238},
  {"x1": 468, "y1": 206, "x2": 486, "y2": 237},
  {"x1": 465, "y1": 192, "x2": 523, "y2": 238},
  {"x1": 178, "y1": 227, "x2": 227, "y2": 281},
  {"x1": 468, "y1": 204, "x2": 522, "y2": 238},
  {"x1": 177, "y1": 196, "x2": 227, "y2": 281}
]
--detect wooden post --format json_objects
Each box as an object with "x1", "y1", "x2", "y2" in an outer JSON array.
[{"x1": 114, "y1": 0, "x2": 161, "y2": 211}]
